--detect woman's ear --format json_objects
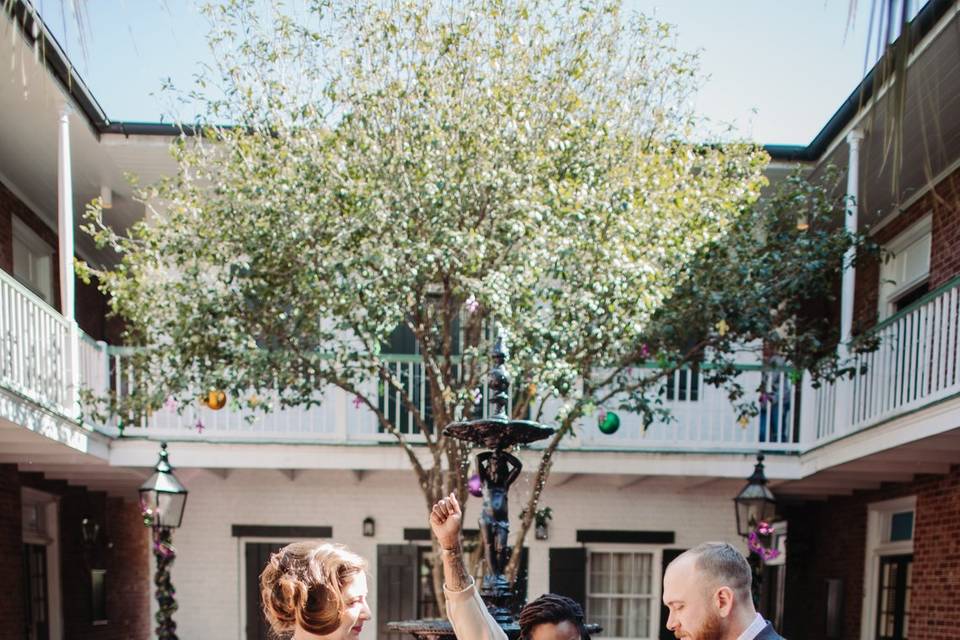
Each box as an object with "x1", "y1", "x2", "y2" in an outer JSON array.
[{"x1": 714, "y1": 586, "x2": 735, "y2": 618}]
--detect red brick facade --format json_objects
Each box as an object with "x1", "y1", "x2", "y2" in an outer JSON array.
[
  {"x1": 783, "y1": 465, "x2": 960, "y2": 640},
  {"x1": 854, "y1": 166, "x2": 960, "y2": 332},
  {"x1": 0, "y1": 465, "x2": 26, "y2": 640},
  {"x1": 0, "y1": 179, "x2": 121, "y2": 343},
  {"x1": 0, "y1": 466, "x2": 150, "y2": 640}
]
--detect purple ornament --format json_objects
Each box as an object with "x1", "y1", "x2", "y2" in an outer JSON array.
[{"x1": 468, "y1": 474, "x2": 483, "y2": 497}]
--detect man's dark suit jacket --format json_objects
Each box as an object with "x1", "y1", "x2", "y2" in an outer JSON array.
[{"x1": 755, "y1": 621, "x2": 786, "y2": 640}]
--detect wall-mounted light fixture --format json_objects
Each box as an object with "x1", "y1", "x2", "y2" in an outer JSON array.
[
  {"x1": 81, "y1": 517, "x2": 100, "y2": 547},
  {"x1": 362, "y1": 517, "x2": 375, "y2": 537}
]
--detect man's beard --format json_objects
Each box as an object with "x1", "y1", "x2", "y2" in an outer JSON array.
[{"x1": 675, "y1": 611, "x2": 725, "y2": 640}]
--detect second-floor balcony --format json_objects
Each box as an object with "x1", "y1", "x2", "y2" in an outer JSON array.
[{"x1": 2, "y1": 265, "x2": 959, "y2": 455}]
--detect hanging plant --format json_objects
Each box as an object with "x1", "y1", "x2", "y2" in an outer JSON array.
[
  {"x1": 747, "y1": 521, "x2": 781, "y2": 562},
  {"x1": 520, "y1": 506, "x2": 553, "y2": 540}
]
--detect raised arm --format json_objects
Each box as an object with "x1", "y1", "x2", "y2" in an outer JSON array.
[
  {"x1": 430, "y1": 493, "x2": 472, "y2": 590},
  {"x1": 430, "y1": 493, "x2": 508, "y2": 640}
]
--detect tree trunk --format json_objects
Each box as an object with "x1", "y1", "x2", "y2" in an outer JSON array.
[{"x1": 505, "y1": 414, "x2": 576, "y2": 584}]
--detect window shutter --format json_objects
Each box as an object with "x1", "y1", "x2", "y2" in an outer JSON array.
[
  {"x1": 377, "y1": 544, "x2": 418, "y2": 640},
  {"x1": 549, "y1": 547, "x2": 586, "y2": 605}
]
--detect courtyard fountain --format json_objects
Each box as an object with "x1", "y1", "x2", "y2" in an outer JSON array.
[{"x1": 387, "y1": 338, "x2": 600, "y2": 640}]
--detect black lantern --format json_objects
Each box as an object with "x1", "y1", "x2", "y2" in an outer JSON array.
[
  {"x1": 139, "y1": 443, "x2": 188, "y2": 529},
  {"x1": 734, "y1": 452, "x2": 776, "y2": 537},
  {"x1": 363, "y1": 517, "x2": 375, "y2": 537},
  {"x1": 139, "y1": 443, "x2": 187, "y2": 640}
]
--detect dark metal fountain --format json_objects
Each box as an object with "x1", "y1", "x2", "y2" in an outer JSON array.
[{"x1": 386, "y1": 338, "x2": 555, "y2": 640}]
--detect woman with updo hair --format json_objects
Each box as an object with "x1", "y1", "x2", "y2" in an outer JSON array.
[{"x1": 260, "y1": 541, "x2": 371, "y2": 640}]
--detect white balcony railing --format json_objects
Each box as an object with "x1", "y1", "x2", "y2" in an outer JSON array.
[
  {"x1": 114, "y1": 356, "x2": 798, "y2": 452},
  {"x1": 809, "y1": 276, "x2": 960, "y2": 446},
  {"x1": 3, "y1": 264, "x2": 958, "y2": 453},
  {"x1": 0, "y1": 269, "x2": 72, "y2": 415}
]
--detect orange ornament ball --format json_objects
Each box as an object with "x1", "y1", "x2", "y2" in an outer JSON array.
[{"x1": 205, "y1": 389, "x2": 227, "y2": 411}]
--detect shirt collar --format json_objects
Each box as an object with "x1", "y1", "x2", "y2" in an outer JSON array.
[{"x1": 736, "y1": 613, "x2": 767, "y2": 640}]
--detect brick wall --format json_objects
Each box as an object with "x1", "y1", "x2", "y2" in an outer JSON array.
[
  {"x1": 910, "y1": 465, "x2": 960, "y2": 639},
  {"x1": 0, "y1": 465, "x2": 26, "y2": 640},
  {"x1": 18, "y1": 474, "x2": 151, "y2": 640},
  {"x1": 854, "y1": 166, "x2": 960, "y2": 331},
  {"x1": 0, "y1": 179, "x2": 120, "y2": 342},
  {"x1": 783, "y1": 464, "x2": 960, "y2": 640}
]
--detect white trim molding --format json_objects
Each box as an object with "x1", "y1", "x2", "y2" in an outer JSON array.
[{"x1": 860, "y1": 495, "x2": 916, "y2": 640}]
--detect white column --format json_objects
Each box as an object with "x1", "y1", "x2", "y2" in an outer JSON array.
[
  {"x1": 57, "y1": 106, "x2": 75, "y2": 319},
  {"x1": 57, "y1": 105, "x2": 81, "y2": 415},
  {"x1": 834, "y1": 129, "x2": 864, "y2": 434},
  {"x1": 839, "y1": 129, "x2": 864, "y2": 355}
]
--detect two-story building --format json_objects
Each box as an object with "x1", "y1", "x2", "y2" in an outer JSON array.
[{"x1": 1, "y1": 1, "x2": 958, "y2": 639}]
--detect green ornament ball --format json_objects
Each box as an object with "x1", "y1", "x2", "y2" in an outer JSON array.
[{"x1": 599, "y1": 411, "x2": 620, "y2": 435}]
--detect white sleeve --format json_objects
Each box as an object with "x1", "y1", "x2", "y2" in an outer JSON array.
[{"x1": 443, "y1": 579, "x2": 509, "y2": 640}]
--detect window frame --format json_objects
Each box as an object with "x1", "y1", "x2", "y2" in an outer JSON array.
[
  {"x1": 878, "y1": 215, "x2": 932, "y2": 321},
  {"x1": 585, "y1": 545, "x2": 662, "y2": 640},
  {"x1": 11, "y1": 214, "x2": 55, "y2": 305},
  {"x1": 859, "y1": 496, "x2": 916, "y2": 640}
]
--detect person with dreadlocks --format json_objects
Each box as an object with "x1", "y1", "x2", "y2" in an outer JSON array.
[{"x1": 431, "y1": 493, "x2": 589, "y2": 640}]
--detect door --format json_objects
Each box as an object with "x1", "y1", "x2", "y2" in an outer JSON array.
[
  {"x1": 23, "y1": 543, "x2": 49, "y2": 640},
  {"x1": 245, "y1": 541, "x2": 290, "y2": 640},
  {"x1": 876, "y1": 554, "x2": 912, "y2": 640},
  {"x1": 378, "y1": 544, "x2": 418, "y2": 640}
]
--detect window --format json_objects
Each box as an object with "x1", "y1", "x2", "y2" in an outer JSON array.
[
  {"x1": 21, "y1": 489, "x2": 61, "y2": 639},
  {"x1": 23, "y1": 543, "x2": 49, "y2": 640},
  {"x1": 416, "y1": 546, "x2": 441, "y2": 619},
  {"x1": 588, "y1": 551, "x2": 655, "y2": 639},
  {"x1": 11, "y1": 215, "x2": 55, "y2": 305},
  {"x1": 878, "y1": 216, "x2": 931, "y2": 320},
  {"x1": 759, "y1": 369, "x2": 794, "y2": 444},
  {"x1": 876, "y1": 555, "x2": 912, "y2": 640},
  {"x1": 861, "y1": 497, "x2": 915, "y2": 640},
  {"x1": 664, "y1": 369, "x2": 699, "y2": 402}
]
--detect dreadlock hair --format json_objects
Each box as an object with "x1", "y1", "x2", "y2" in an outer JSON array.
[{"x1": 519, "y1": 593, "x2": 589, "y2": 640}]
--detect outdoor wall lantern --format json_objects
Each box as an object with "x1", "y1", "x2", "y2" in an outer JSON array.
[
  {"x1": 81, "y1": 517, "x2": 100, "y2": 547},
  {"x1": 139, "y1": 442, "x2": 188, "y2": 640},
  {"x1": 363, "y1": 516, "x2": 375, "y2": 537},
  {"x1": 733, "y1": 452, "x2": 776, "y2": 537}
]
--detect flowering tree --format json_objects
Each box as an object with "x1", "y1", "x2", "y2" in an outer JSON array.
[{"x1": 81, "y1": 0, "x2": 871, "y2": 608}]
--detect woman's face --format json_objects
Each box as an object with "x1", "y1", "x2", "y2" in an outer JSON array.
[{"x1": 329, "y1": 572, "x2": 372, "y2": 640}]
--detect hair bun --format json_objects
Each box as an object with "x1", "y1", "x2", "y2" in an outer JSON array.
[
  {"x1": 259, "y1": 542, "x2": 367, "y2": 637},
  {"x1": 261, "y1": 554, "x2": 308, "y2": 632}
]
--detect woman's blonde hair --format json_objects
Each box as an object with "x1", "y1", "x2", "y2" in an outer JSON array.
[{"x1": 260, "y1": 541, "x2": 367, "y2": 637}]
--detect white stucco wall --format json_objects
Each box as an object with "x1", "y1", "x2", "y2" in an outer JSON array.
[{"x1": 167, "y1": 468, "x2": 745, "y2": 640}]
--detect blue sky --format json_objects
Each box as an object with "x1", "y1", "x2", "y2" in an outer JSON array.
[{"x1": 36, "y1": 0, "x2": 918, "y2": 145}]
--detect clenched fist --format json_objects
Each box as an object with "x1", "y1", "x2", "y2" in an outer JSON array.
[{"x1": 430, "y1": 492, "x2": 463, "y2": 550}]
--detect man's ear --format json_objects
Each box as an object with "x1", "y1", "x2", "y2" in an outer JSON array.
[{"x1": 714, "y1": 586, "x2": 735, "y2": 618}]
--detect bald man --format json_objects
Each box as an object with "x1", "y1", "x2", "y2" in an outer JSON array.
[{"x1": 662, "y1": 542, "x2": 784, "y2": 640}]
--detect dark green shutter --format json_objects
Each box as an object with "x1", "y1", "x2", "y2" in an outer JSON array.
[
  {"x1": 548, "y1": 547, "x2": 586, "y2": 605},
  {"x1": 377, "y1": 545, "x2": 418, "y2": 640}
]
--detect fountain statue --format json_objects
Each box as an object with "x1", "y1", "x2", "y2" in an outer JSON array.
[{"x1": 387, "y1": 338, "x2": 599, "y2": 640}]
